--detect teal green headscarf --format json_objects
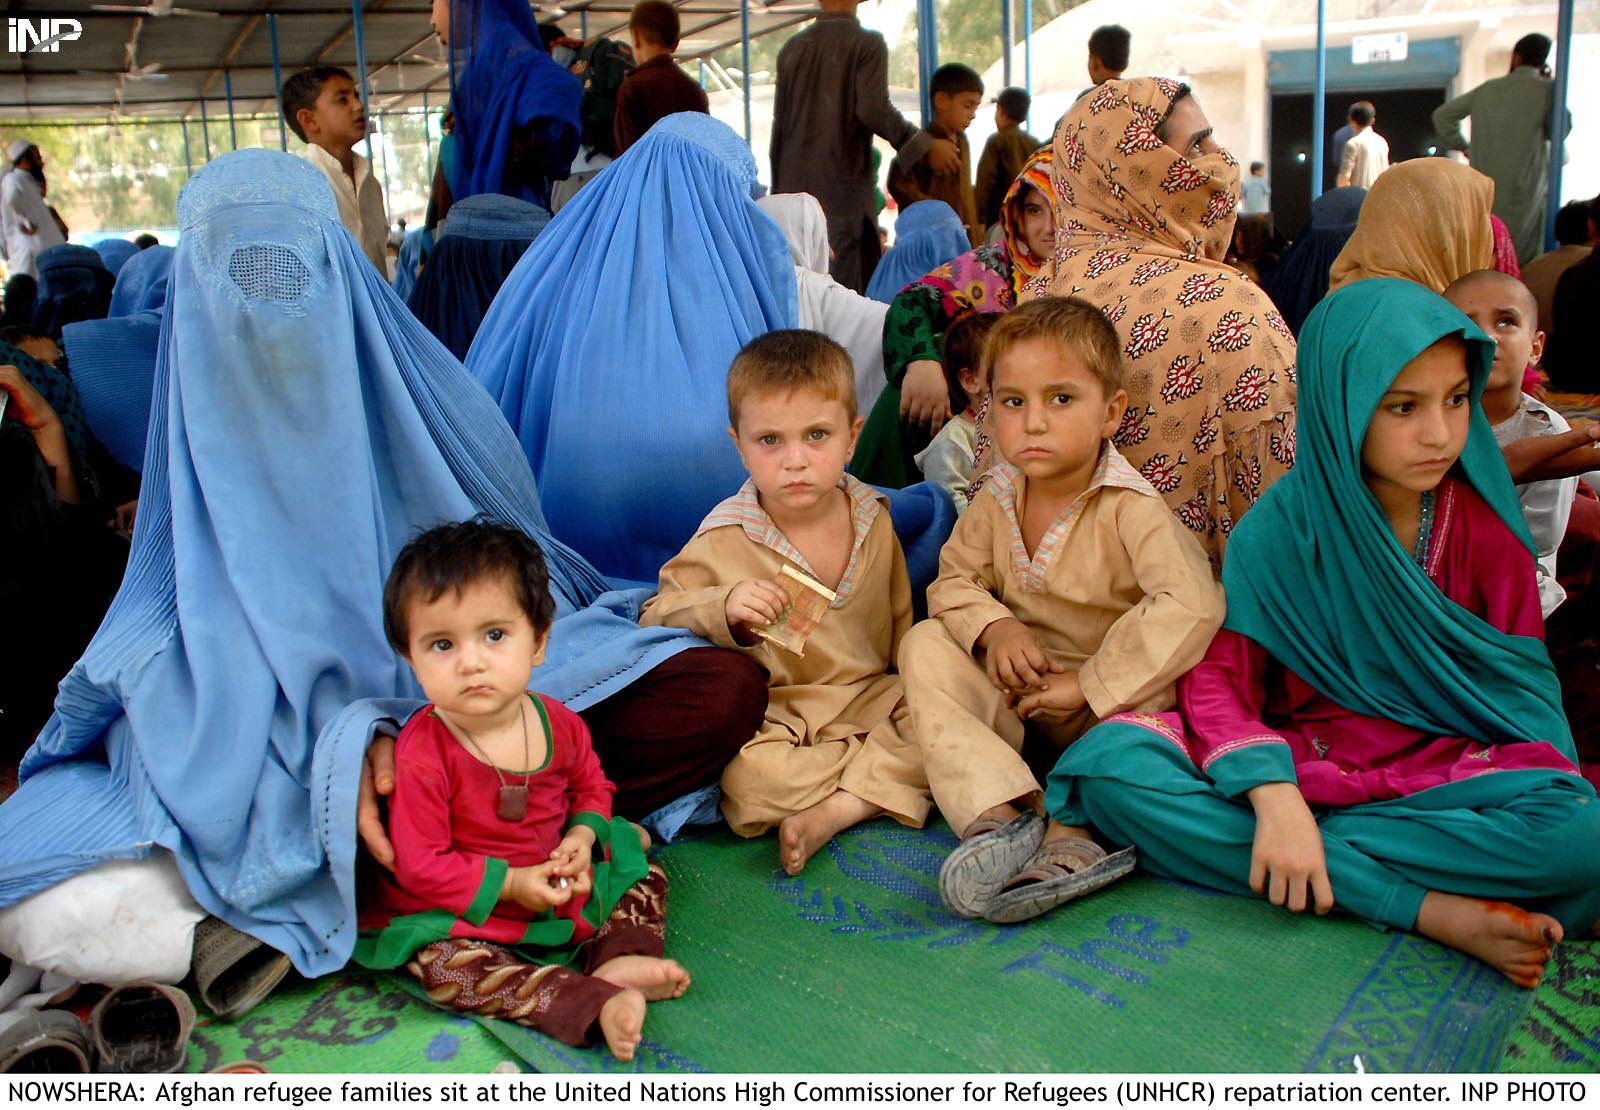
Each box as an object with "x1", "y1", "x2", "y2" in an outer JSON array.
[{"x1": 1220, "y1": 278, "x2": 1572, "y2": 761}]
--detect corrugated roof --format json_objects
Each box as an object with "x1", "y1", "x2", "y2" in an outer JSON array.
[{"x1": 0, "y1": 0, "x2": 819, "y2": 121}]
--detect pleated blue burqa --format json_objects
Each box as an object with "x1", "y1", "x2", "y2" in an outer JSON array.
[{"x1": 0, "y1": 150, "x2": 698, "y2": 975}]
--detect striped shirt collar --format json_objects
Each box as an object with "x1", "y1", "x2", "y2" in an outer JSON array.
[
  {"x1": 986, "y1": 442, "x2": 1157, "y2": 592},
  {"x1": 698, "y1": 474, "x2": 885, "y2": 608}
]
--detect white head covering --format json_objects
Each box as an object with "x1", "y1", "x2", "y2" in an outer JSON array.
[
  {"x1": 757, "y1": 192, "x2": 830, "y2": 275},
  {"x1": 8, "y1": 139, "x2": 35, "y2": 164}
]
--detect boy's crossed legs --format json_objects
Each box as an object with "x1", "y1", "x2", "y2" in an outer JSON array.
[{"x1": 720, "y1": 702, "x2": 930, "y2": 875}]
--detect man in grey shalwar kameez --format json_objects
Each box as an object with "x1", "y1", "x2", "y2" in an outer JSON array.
[
  {"x1": 771, "y1": 0, "x2": 959, "y2": 293},
  {"x1": 1433, "y1": 33, "x2": 1572, "y2": 267}
]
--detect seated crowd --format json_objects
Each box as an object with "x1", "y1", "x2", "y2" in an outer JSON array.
[{"x1": 0, "y1": 0, "x2": 1597, "y2": 1073}]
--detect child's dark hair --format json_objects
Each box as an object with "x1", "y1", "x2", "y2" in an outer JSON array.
[
  {"x1": 1349, "y1": 101, "x2": 1375, "y2": 128},
  {"x1": 0, "y1": 324, "x2": 54, "y2": 351},
  {"x1": 383, "y1": 519, "x2": 557, "y2": 651},
  {"x1": 1088, "y1": 25, "x2": 1131, "y2": 72},
  {"x1": 630, "y1": 0, "x2": 680, "y2": 49},
  {"x1": 280, "y1": 66, "x2": 355, "y2": 143},
  {"x1": 930, "y1": 63, "x2": 983, "y2": 102},
  {"x1": 1554, "y1": 200, "x2": 1591, "y2": 246},
  {"x1": 727, "y1": 329, "x2": 856, "y2": 425},
  {"x1": 996, "y1": 87, "x2": 1031, "y2": 123},
  {"x1": 941, "y1": 311, "x2": 999, "y2": 413},
  {"x1": 985, "y1": 296, "x2": 1124, "y2": 397}
]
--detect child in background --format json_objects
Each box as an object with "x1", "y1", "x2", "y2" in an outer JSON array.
[
  {"x1": 357, "y1": 520, "x2": 687, "y2": 1063},
  {"x1": 280, "y1": 66, "x2": 390, "y2": 275},
  {"x1": 888, "y1": 64, "x2": 985, "y2": 248},
  {"x1": 640, "y1": 330, "x2": 930, "y2": 875},
  {"x1": 900, "y1": 297, "x2": 1225, "y2": 924},
  {"x1": 915, "y1": 310, "x2": 997, "y2": 513},
  {"x1": 1046, "y1": 280, "x2": 1600, "y2": 989},
  {"x1": 974, "y1": 87, "x2": 1041, "y2": 236},
  {"x1": 1443, "y1": 269, "x2": 1599, "y2": 617}
]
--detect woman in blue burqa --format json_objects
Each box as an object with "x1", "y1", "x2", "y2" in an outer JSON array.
[
  {"x1": 0, "y1": 150, "x2": 764, "y2": 980},
  {"x1": 429, "y1": 0, "x2": 582, "y2": 217},
  {"x1": 467, "y1": 113, "x2": 955, "y2": 592}
]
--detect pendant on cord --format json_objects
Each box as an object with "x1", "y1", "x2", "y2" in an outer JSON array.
[{"x1": 498, "y1": 785, "x2": 529, "y2": 822}]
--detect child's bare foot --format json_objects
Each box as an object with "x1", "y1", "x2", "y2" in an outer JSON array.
[
  {"x1": 593, "y1": 954, "x2": 691, "y2": 1001},
  {"x1": 1415, "y1": 892, "x2": 1562, "y2": 989},
  {"x1": 778, "y1": 790, "x2": 881, "y2": 875},
  {"x1": 597, "y1": 987, "x2": 646, "y2": 1062}
]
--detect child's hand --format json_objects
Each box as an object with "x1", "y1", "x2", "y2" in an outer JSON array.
[
  {"x1": 549, "y1": 827, "x2": 595, "y2": 881},
  {"x1": 977, "y1": 618, "x2": 1065, "y2": 695},
  {"x1": 726, "y1": 579, "x2": 789, "y2": 635},
  {"x1": 504, "y1": 862, "x2": 575, "y2": 914},
  {"x1": 1246, "y1": 782, "x2": 1334, "y2": 915},
  {"x1": 1010, "y1": 670, "x2": 1087, "y2": 724},
  {"x1": 0, "y1": 365, "x2": 61, "y2": 433}
]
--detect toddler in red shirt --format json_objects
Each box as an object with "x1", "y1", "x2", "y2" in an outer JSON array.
[{"x1": 355, "y1": 520, "x2": 688, "y2": 1061}]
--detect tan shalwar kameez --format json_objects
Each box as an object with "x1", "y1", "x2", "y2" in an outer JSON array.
[
  {"x1": 639, "y1": 476, "x2": 929, "y2": 836},
  {"x1": 899, "y1": 447, "x2": 1225, "y2": 835}
]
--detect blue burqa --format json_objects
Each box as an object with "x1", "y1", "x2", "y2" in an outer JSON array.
[
  {"x1": 0, "y1": 150, "x2": 698, "y2": 976},
  {"x1": 468, "y1": 113, "x2": 800, "y2": 586},
  {"x1": 92, "y1": 238, "x2": 140, "y2": 277},
  {"x1": 408, "y1": 194, "x2": 549, "y2": 360},
  {"x1": 446, "y1": 0, "x2": 582, "y2": 210},
  {"x1": 62, "y1": 245, "x2": 176, "y2": 471},
  {"x1": 865, "y1": 200, "x2": 973, "y2": 304},
  {"x1": 34, "y1": 243, "x2": 115, "y2": 337}
]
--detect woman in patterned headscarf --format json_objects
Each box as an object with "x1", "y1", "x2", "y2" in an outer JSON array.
[
  {"x1": 853, "y1": 147, "x2": 1057, "y2": 488},
  {"x1": 1026, "y1": 78, "x2": 1297, "y2": 564}
]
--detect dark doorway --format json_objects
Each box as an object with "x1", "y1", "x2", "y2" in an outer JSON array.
[{"x1": 1267, "y1": 87, "x2": 1449, "y2": 240}]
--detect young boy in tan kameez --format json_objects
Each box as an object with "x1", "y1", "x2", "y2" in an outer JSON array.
[
  {"x1": 639, "y1": 330, "x2": 930, "y2": 876},
  {"x1": 899, "y1": 297, "x2": 1225, "y2": 924}
]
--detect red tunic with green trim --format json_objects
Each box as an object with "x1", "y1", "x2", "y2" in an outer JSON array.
[{"x1": 353, "y1": 693, "x2": 648, "y2": 969}]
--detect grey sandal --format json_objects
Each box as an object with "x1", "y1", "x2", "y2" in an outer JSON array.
[
  {"x1": 191, "y1": 917, "x2": 292, "y2": 1021},
  {"x1": 982, "y1": 837, "x2": 1136, "y2": 924},
  {"x1": 0, "y1": 1010, "x2": 93, "y2": 1073},
  {"x1": 90, "y1": 981, "x2": 196, "y2": 1073},
  {"x1": 937, "y1": 810, "x2": 1045, "y2": 919}
]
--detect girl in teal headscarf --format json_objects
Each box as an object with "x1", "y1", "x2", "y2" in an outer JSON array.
[{"x1": 1046, "y1": 279, "x2": 1600, "y2": 989}]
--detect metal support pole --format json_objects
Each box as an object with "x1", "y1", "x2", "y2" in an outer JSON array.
[
  {"x1": 422, "y1": 90, "x2": 433, "y2": 167},
  {"x1": 580, "y1": 9, "x2": 588, "y2": 40},
  {"x1": 376, "y1": 113, "x2": 392, "y2": 218},
  {"x1": 740, "y1": 0, "x2": 751, "y2": 143},
  {"x1": 1001, "y1": 0, "x2": 1012, "y2": 89},
  {"x1": 1310, "y1": 0, "x2": 1326, "y2": 202},
  {"x1": 351, "y1": 0, "x2": 375, "y2": 163},
  {"x1": 1023, "y1": 0, "x2": 1032, "y2": 126},
  {"x1": 269, "y1": 13, "x2": 286, "y2": 150},
  {"x1": 916, "y1": 0, "x2": 938, "y2": 125},
  {"x1": 200, "y1": 97, "x2": 212, "y2": 161},
  {"x1": 181, "y1": 117, "x2": 193, "y2": 177},
  {"x1": 699, "y1": 59, "x2": 707, "y2": 90},
  {"x1": 1546, "y1": 0, "x2": 1575, "y2": 252},
  {"x1": 225, "y1": 69, "x2": 238, "y2": 150}
]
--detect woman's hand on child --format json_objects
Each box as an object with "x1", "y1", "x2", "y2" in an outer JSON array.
[
  {"x1": 1011, "y1": 670, "x2": 1087, "y2": 723},
  {"x1": 1246, "y1": 782, "x2": 1334, "y2": 916},
  {"x1": 978, "y1": 618, "x2": 1066, "y2": 696},
  {"x1": 1502, "y1": 423, "x2": 1600, "y2": 484},
  {"x1": 726, "y1": 578, "x2": 789, "y2": 637},
  {"x1": 900, "y1": 360, "x2": 953, "y2": 435},
  {"x1": 358, "y1": 734, "x2": 399, "y2": 871}
]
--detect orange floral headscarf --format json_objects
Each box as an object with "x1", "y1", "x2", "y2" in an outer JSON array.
[{"x1": 1025, "y1": 78, "x2": 1297, "y2": 564}]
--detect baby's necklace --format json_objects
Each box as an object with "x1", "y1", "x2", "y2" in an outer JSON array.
[{"x1": 455, "y1": 698, "x2": 532, "y2": 822}]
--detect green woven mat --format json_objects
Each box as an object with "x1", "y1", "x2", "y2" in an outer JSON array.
[{"x1": 183, "y1": 823, "x2": 1593, "y2": 1074}]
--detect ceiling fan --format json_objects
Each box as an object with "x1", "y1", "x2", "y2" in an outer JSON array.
[{"x1": 92, "y1": 0, "x2": 220, "y2": 18}]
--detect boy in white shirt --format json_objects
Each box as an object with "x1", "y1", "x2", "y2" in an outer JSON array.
[{"x1": 281, "y1": 67, "x2": 390, "y2": 274}]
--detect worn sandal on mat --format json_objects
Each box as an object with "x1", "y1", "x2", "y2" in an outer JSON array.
[
  {"x1": 982, "y1": 837, "x2": 1136, "y2": 924},
  {"x1": 937, "y1": 810, "x2": 1045, "y2": 919},
  {"x1": 0, "y1": 1010, "x2": 93, "y2": 1073},
  {"x1": 191, "y1": 917, "x2": 292, "y2": 1022},
  {"x1": 90, "y1": 981, "x2": 196, "y2": 1073}
]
